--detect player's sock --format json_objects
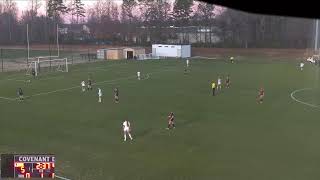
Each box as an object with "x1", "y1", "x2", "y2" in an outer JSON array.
[
  {"x1": 129, "y1": 133, "x2": 133, "y2": 140},
  {"x1": 124, "y1": 134, "x2": 127, "y2": 141}
]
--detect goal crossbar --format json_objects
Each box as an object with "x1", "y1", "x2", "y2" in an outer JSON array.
[{"x1": 27, "y1": 58, "x2": 68, "y2": 76}]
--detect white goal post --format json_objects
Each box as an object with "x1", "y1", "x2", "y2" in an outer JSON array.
[{"x1": 27, "y1": 58, "x2": 68, "y2": 76}]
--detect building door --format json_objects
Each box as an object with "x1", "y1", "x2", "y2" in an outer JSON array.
[
  {"x1": 127, "y1": 51, "x2": 134, "y2": 59},
  {"x1": 177, "y1": 49, "x2": 181, "y2": 58}
]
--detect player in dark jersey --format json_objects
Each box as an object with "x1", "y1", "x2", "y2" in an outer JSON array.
[
  {"x1": 184, "y1": 67, "x2": 188, "y2": 74},
  {"x1": 166, "y1": 112, "x2": 175, "y2": 130},
  {"x1": 87, "y1": 78, "x2": 93, "y2": 91},
  {"x1": 31, "y1": 69, "x2": 36, "y2": 78},
  {"x1": 114, "y1": 88, "x2": 119, "y2": 103},
  {"x1": 257, "y1": 87, "x2": 265, "y2": 104},
  {"x1": 226, "y1": 74, "x2": 230, "y2": 88},
  {"x1": 17, "y1": 88, "x2": 24, "y2": 101}
]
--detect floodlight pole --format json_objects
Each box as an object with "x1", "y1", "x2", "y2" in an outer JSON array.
[
  {"x1": 57, "y1": 24, "x2": 60, "y2": 57},
  {"x1": 315, "y1": 19, "x2": 319, "y2": 53},
  {"x1": 27, "y1": 24, "x2": 30, "y2": 62},
  {"x1": 1, "y1": 48, "x2": 3, "y2": 72}
]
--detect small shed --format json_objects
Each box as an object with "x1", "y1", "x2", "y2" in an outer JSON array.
[
  {"x1": 152, "y1": 44, "x2": 191, "y2": 58},
  {"x1": 106, "y1": 48, "x2": 125, "y2": 60},
  {"x1": 123, "y1": 47, "x2": 146, "y2": 59}
]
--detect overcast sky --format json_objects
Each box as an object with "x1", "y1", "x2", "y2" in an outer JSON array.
[{"x1": 12, "y1": 0, "x2": 222, "y2": 22}]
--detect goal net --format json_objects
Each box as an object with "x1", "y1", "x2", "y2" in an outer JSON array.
[
  {"x1": 136, "y1": 53, "x2": 160, "y2": 60},
  {"x1": 26, "y1": 58, "x2": 68, "y2": 76}
]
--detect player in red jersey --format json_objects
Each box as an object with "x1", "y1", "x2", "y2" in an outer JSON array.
[
  {"x1": 257, "y1": 87, "x2": 265, "y2": 104},
  {"x1": 225, "y1": 74, "x2": 230, "y2": 88},
  {"x1": 166, "y1": 112, "x2": 175, "y2": 130}
]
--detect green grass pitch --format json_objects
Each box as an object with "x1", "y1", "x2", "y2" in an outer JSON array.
[{"x1": 1, "y1": 58, "x2": 320, "y2": 180}]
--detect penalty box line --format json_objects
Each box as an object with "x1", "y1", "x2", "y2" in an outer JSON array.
[{"x1": 0, "y1": 68, "x2": 175, "y2": 102}]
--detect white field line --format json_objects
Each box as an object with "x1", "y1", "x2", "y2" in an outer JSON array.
[
  {"x1": 55, "y1": 175, "x2": 72, "y2": 180},
  {"x1": 0, "y1": 68, "x2": 175, "y2": 101},
  {"x1": 0, "y1": 96, "x2": 15, "y2": 101},
  {"x1": 290, "y1": 88, "x2": 320, "y2": 108}
]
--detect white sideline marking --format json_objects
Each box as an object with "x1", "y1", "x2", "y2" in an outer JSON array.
[
  {"x1": 290, "y1": 88, "x2": 320, "y2": 108},
  {"x1": 0, "y1": 68, "x2": 175, "y2": 101},
  {"x1": 0, "y1": 96, "x2": 15, "y2": 101},
  {"x1": 56, "y1": 175, "x2": 72, "y2": 180},
  {"x1": 22, "y1": 75, "x2": 137, "y2": 100}
]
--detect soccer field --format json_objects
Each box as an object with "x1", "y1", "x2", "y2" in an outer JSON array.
[{"x1": 0, "y1": 58, "x2": 320, "y2": 180}]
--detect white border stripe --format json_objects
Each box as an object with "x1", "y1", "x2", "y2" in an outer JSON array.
[
  {"x1": 0, "y1": 96, "x2": 15, "y2": 101},
  {"x1": 290, "y1": 88, "x2": 320, "y2": 108},
  {"x1": 56, "y1": 175, "x2": 72, "y2": 180},
  {"x1": 0, "y1": 68, "x2": 175, "y2": 102}
]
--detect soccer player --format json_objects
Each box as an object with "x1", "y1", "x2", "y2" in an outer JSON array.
[
  {"x1": 186, "y1": 59, "x2": 189, "y2": 67},
  {"x1": 166, "y1": 112, "x2": 176, "y2": 130},
  {"x1": 98, "y1": 88, "x2": 102, "y2": 103},
  {"x1": 257, "y1": 87, "x2": 265, "y2": 104},
  {"x1": 211, "y1": 81, "x2": 216, "y2": 96},
  {"x1": 17, "y1": 88, "x2": 24, "y2": 101},
  {"x1": 81, "y1": 80, "x2": 86, "y2": 92},
  {"x1": 87, "y1": 78, "x2": 93, "y2": 91},
  {"x1": 31, "y1": 69, "x2": 36, "y2": 78},
  {"x1": 123, "y1": 120, "x2": 133, "y2": 141},
  {"x1": 226, "y1": 74, "x2": 230, "y2": 88},
  {"x1": 217, "y1": 76, "x2": 222, "y2": 90},
  {"x1": 230, "y1": 56, "x2": 234, "y2": 63},
  {"x1": 137, "y1": 71, "x2": 141, "y2": 80},
  {"x1": 300, "y1": 61, "x2": 305, "y2": 71},
  {"x1": 114, "y1": 88, "x2": 119, "y2": 103}
]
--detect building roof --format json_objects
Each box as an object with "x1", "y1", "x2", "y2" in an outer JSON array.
[{"x1": 104, "y1": 47, "x2": 145, "y2": 50}]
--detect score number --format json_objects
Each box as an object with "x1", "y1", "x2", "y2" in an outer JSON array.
[{"x1": 35, "y1": 163, "x2": 55, "y2": 170}]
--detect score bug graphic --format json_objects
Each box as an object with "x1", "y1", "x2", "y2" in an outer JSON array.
[{"x1": 1, "y1": 154, "x2": 55, "y2": 178}]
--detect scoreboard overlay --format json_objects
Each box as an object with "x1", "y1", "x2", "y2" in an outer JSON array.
[{"x1": 1, "y1": 154, "x2": 55, "y2": 178}]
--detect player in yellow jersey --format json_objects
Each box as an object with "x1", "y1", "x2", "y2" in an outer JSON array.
[{"x1": 211, "y1": 81, "x2": 216, "y2": 96}]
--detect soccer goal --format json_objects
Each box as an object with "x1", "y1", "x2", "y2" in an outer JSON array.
[
  {"x1": 27, "y1": 58, "x2": 68, "y2": 76},
  {"x1": 136, "y1": 53, "x2": 160, "y2": 60}
]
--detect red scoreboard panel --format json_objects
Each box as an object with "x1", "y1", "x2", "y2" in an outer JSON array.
[{"x1": 1, "y1": 154, "x2": 55, "y2": 178}]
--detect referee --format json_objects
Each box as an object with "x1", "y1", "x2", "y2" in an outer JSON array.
[{"x1": 211, "y1": 81, "x2": 216, "y2": 96}]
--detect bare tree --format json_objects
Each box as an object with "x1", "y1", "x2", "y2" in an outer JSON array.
[{"x1": 70, "y1": 0, "x2": 85, "y2": 24}]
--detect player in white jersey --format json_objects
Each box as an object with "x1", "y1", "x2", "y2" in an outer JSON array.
[
  {"x1": 98, "y1": 88, "x2": 102, "y2": 102},
  {"x1": 217, "y1": 76, "x2": 222, "y2": 90},
  {"x1": 122, "y1": 120, "x2": 133, "y2": 141},
  {"x1": 186, "y1": 59, "x2": 189, "y2": 67},
  {"x1": 81, "y1": 80, "x2": 86, "y2": 92},
  {"x1": 300, "y1": 61, "x2": 304, "y2": 71},
  {"x1": 137, "y1": 71, "x2": 141, "y2": 80}
]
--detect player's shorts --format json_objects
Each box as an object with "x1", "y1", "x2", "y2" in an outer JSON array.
[
  {"x1": 124, "y1": 127, "x2": 129, "y2": 132},
  {"x1": 115, "y1": 95, "x2": 119, "y2": 99},
  {"x1": 259, "y1": 95, "x2": 264, "y2": 99}
]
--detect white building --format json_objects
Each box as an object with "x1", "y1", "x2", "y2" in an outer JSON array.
[{"x1": 152, "y1": 44, "x2": 191, "y2": 58}]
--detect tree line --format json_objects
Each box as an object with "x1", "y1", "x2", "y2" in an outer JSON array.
[{"x1": 0, "y1": 0, "x2": 316, "y2": 48}]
